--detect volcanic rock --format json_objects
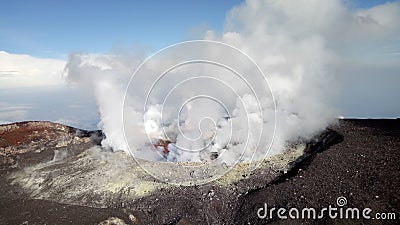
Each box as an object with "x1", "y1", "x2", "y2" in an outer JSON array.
[{"x1": 1, "y1": 120, "x2": 398, "y2": 224}]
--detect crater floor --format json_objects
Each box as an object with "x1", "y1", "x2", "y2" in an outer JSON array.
[{"x1": 1, "y1": 120, "x2": 398, "y2": 224}]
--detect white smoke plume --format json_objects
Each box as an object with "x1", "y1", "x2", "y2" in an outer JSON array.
[{"x1": 64, "y1": 0, "x2": 400, "y2": 163}]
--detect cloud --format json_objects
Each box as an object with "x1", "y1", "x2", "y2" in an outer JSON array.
[
  {"x1": 0, "y1": 102, "x2": 32, "y2": 122},
  {"x1": 5, "y1": 0, "x2": 398, "y2": 164},
  {"x1": 220, "y1": 0, "x2": 400, "y2": 118},
  {"x1": 0, "y1": 51, "x2": 66, "y2": 88},
  {"x1": 65, "y1": 0, "x2": 374, "y2": 162}
]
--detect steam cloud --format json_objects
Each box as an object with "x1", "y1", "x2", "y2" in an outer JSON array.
[{"x1": 64, "y1": 0, "x2": 400, "y2": 163}]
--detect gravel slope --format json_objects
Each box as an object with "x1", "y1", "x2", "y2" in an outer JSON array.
[
  {"x1": 0, "y1": 119, "x2": 399, "y2": 224},
  {"x1": 237, "y1": 119, "x2": 400, "y2": 224}
]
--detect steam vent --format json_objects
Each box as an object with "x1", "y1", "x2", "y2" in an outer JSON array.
[{"x1": 1, "y1": 120, "x2": 399, "y2": 224}]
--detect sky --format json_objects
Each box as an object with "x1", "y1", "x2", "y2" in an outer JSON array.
[
  {"x1": 0, "y1": 0, "x2": 394, "y2": 57},
  {"x1": 0, "y1": 0, "x2": 399, "y2": 130},
  {"x1": 0, "y1": 0, "x2": 242, "y2": 58}
]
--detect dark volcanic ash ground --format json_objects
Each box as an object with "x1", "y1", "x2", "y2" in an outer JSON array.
[{"x1": 0, "y1": 119, "x2": 399, "y2": 224}]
